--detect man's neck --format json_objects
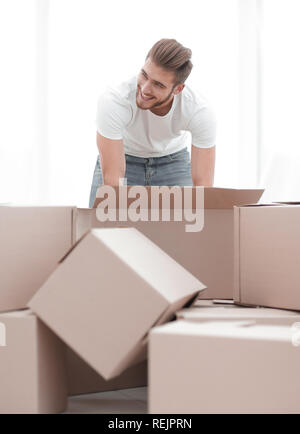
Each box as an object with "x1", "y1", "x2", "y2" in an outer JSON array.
[{"x1": 150, "y1": 97, "x2": 174, "y2": 117}]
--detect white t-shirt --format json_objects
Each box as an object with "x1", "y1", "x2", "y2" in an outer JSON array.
[{"x1": 96, "y1": 76, "x2": 216, "y2": 158}]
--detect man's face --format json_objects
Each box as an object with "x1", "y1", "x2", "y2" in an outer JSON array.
[{"x1": 136, "y1": 58, "x2": 184, "y2": 112}]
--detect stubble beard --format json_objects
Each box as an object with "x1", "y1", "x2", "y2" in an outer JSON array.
[{"x1": 136, "y1": 85, "x2": 176, "y2": 111}]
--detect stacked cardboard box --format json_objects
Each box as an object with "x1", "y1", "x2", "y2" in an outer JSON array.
[
  {"x1": 0, "y1": 206, "x2": 75, "y2": 413},
  {"x1": 0, "y1": 310, "x2": 67, "y2": 414},
  {"x1": 0, "y1": 206, "x2": 148, "y2": 406},
  {"x1": 0, "y1": 206, "x2": 75, "y2": 312},
  {"x1": 6, "y1": 190, "x2": 300, "y2": 414},
  {"x1": 148, "y1": 200, "x2": 300, "y2": 414},
  {"x1": 0, "y1": 201, "x2": 205, "y2": 413},
  {"x1": 234, "y1": 203, "x2": 300, "y2": 310},
  {"x1": 149, "y1": 319, "x2": 300, "y2": 414}
]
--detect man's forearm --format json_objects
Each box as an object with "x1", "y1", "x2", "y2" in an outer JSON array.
[
  {"x1": 192, "y1": 170, "x2": 214, "y2": 186},
  {"x1": 97, "y1": 133, "x2": 126, "y2": 186},
  {"x1": 101, "y1": 153, "x2": 126, "y2": 186},
  {"x1": 102, "y1": 170, "x2": 126, "y2": 186},
  {"x1": 191, "y1": 145, "x2": 215, "y2": 186}
]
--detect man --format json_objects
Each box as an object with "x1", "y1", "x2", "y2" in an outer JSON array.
[{"x1": 89, "y1": 38, "x2": 216, "y2": 208}]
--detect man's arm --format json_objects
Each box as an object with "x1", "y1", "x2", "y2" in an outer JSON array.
[
  {"x1": 97, "y1": 132, "x2": 126, "y2": 186},
  {"x1": 191, "y1": 145, "x2": 216, "y2": 186}
]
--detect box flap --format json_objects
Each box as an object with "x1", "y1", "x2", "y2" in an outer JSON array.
[
  {"x1": 92, "y1": 186, "x2": 264, "y2": 210},
  {"x1": 273, "y1": 201, "x2": 300, "y2": 205},
  {"x1": 235, "y1": 203, "x2": 285, "y2": 208},
  {"x1": 203, "y1": 188, "x2": 264, "y2": 209}
]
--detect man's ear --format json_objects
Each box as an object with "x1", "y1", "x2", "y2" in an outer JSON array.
[{"x1": 173, "y1": 83, "x2": 185, "y2": 95}]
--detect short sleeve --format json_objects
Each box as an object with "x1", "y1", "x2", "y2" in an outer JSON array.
[
  {"x1": 96, "y1": 90, "x2": 133, "y2": 140},
  {"x1": 187, "y1": 106, "x2": 217, "y2": 148}
]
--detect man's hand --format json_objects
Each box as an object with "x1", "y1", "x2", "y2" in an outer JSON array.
[
  {"x1": 97, "y1": 132, "x2": 126, "y2": 186},
  {"x1": 191, "y1": 144, "x2": 215, "y2": 186}
]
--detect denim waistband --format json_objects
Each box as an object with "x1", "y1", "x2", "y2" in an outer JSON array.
[{"x1": 124, "y1": 147, "x2": 188, "y2": 165}]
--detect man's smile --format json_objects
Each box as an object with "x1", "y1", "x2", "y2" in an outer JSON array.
[{"x1": 139, "y1": 90, "x2": 154, "y2": 101}]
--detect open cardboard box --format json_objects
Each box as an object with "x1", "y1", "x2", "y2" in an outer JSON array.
[
  {"x1": 234, "y1": 202, "x2": 300, "y2": 310},
  {"x1": 28, "y1": 227, "x2": 204, "y2": 380},
  {"x1": 75, "y1": 187, "x2": 263, "y2": 300}
]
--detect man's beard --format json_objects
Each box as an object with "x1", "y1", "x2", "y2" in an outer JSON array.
[{"x1": 136, "y1": 85, "x2": 176, "y2": 110}]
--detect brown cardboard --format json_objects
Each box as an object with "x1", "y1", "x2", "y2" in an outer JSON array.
[
  {"x1": 92, "y1": 186, "x2": 263, "y2": 210},
  {"x1": 75, "y1": 187, "x2": 263, "y2": 299},
  {"x1": 28, "y1": 227, "x2": 204, "y2": 380},
  {"x1": 234, "y1": 203, "x2": 300, "y2": 310},
  {"x1": 0, "y1": 309, "x2": 67, "y2": 414},
  {"x1": 149, "y1": 320, "x2": 300, "y2": 414},
  {"x1": 193, "y1": 299, "x2": 226, "y2": 308},
  {"x1": 0, "y1": 206, "x2": 75, "y2": 312},
  {"x1": 66, "y1": 347, "x2": 147, "y2": 396},
  {"x1": 176, "y1": 304, "x2": 300, "y2": 324}
]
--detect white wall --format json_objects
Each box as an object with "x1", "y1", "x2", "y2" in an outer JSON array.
[
  {"x1": 260, "y1": 0, "x2": 300, "y2": 202},
  {"x1": 1, "y1": 0, "x2": 262, "y2": 207}
]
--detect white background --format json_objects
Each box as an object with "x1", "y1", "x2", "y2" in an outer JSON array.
[{"x1": 0, "y1": 0, "x2": 299, "y2": 206}]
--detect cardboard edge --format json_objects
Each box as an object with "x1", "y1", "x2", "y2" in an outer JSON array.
[
  {"x1": 237, "y1": 203, "x2": 284, "y2": 208},
  {"x1": 272, "y1": 201, "x2": 300, "y2": 205},
  {"x1": 71, "y1": 208, "x2": 77, "y2": 246},
  {"x1": 233, "y1": 206, "x2": 241, "y2": 303},
  {"x1": 58, "y1": 230, "x2": 91, "y2": 264},
  {"x1": 236, "y1": 202, "x2": 287, "y2": 208},
  {"x1": 110, "y1": 290, "x2": 201, "y2": 380},
  {"x1": 92, "y1": 186, "x2": 265, "y2": 210},
  {"x1": 73, "y1": 208, "x2": 94, "y2": 243}
]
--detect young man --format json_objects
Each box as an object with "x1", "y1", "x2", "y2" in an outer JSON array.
[{"x1": 89, "y1": 38, "x2": 216, "y2": 208}]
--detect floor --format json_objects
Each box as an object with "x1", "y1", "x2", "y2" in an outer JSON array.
[{"x1": 64, "y1": 387, "x2": 148, "y2": 414}]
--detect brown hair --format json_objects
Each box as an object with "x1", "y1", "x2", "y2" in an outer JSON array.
[{"x1": 146, "y1": 39, "x2": 193, "y2": 85}]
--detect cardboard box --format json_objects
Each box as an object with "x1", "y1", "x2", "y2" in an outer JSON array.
[
  {"x1": 66, "y1": 347, "x2": 147, "y2": 396},
  {"x1": 234, "y1": 203, "x2": 300, "y2": 310},
  {"x1": 193, "y1": 299, "x2": 228, "y2": 308},
  {"x1": 75, "y1": 187, "x2": 263, "y2": 299},
  {"x1": 0, "y1": 309, "x2": 67, "y2": 414},
  {"x1": 177, "y1": 304, "x2": 300, "y2": 324},
  {"x1": 149, "y1": 320, "x2": 300, "y2": 414},
  {"x1": 0, "y1": 206, "x2": 75, "y2": 312},
  {"x1": 28, "y1": 227, "x2": 204, "y2": 380}
]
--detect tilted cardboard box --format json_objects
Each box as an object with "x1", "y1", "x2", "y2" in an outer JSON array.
[
  {"x1": 234, "y1": 203, "x2": 300, "y2": 310},
  {"x1": 28, "y1": 227, "x2": 204, "y2": 380},
  {"x1": 0, "y1": 309, "x2": 67, "y2": 414},
  {"x1": 0, "y1": 206, "x2": 75, "y2": 312},
  {"x1": 149, "y1": 320, "x2": 300, "y2": 414},
  {"x1": 75, "y1": 186, "x2": 263, "y2": 300}
]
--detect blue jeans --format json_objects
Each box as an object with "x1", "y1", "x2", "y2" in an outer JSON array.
[{"x1": 88, "y1": 147, "x2": 193, "y2": 208}]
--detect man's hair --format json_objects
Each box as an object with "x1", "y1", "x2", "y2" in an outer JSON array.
[{"x1": 146, "y1": 39, "x2": 193, "y2": 85}]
